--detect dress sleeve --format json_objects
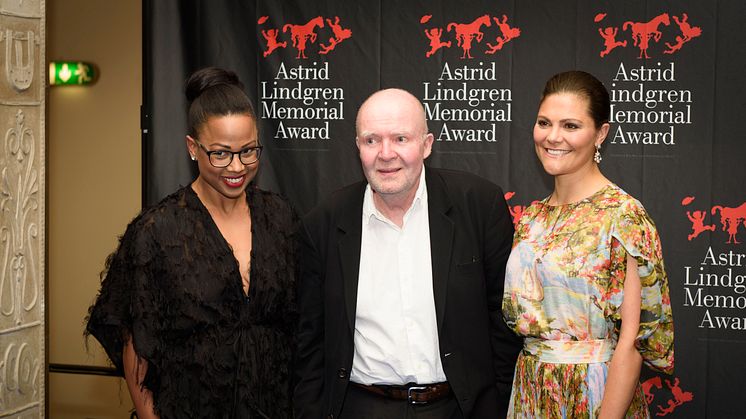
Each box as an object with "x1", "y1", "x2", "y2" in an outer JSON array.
[
  {"x1": 85, "y1": 215, "x2": 160, "y2": 376},
  {"x1": 609, "y1": 200, "x2": 674, "y2": 374}
]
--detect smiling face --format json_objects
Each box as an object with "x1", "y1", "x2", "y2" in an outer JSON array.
[
  {"x1": 356, "y1": 89, "x2": 433, "y2": 205},
  {"x1": 533, "y1": 92, "x2": 609, "y2": 180},
  {"x1": 186, "y1": 113, "x2": 259, "y2": 201}
]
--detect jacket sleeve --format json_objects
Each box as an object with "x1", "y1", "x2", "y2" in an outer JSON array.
[
  {"x1": 483, "y1": 187, "x2": 523, "y2": 411},
  {"x1": 85, "y1": 217, "x2": 158, "y2": 376},
  {"x1": 293, "y1": 217, "x2": 326, "y2": 419}
]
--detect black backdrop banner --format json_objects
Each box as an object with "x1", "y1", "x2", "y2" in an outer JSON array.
[{"x1": 143, "y1": 1, "x2": 746, "y2": 417}]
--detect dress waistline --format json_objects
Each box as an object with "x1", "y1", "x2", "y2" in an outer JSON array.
[{"x1": 523, "y1": 338, "x2": 615, "y2": 364}]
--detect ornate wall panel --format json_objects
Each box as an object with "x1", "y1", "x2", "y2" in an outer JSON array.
[{"x1": 0, "y1": 0, "x2": 44, "y2": 417}]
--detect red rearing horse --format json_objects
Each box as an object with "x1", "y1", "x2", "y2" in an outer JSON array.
[
  {"x1": 623, "y1": 13, "x2": 670, "y2": 58},
  {"x1": 447, "y1": 14, "x2": 491, "y2": 58},
  {"x1": 283, "y1": 16, "x2": 324, "y2": 58}
]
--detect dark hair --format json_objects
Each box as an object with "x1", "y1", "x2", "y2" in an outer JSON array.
[
  {"x1": 185, "y1": 67, "x2": 256, "y2": 137},
  {"x1": 540, "y1": 71, "x2": 610, "y2": 128}
]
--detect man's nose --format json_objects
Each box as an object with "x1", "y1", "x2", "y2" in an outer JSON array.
[{"x1": 378, "y1": 139, "x2": 397, "y2": 160}]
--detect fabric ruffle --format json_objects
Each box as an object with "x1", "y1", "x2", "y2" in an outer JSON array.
[{"x1": 609, "y1": 198, "x2": 674, "y2": 374}]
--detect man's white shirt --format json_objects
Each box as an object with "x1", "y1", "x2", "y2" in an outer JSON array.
[{"x1": 351, "y1": 168, "x2": 447, "y2": 385}]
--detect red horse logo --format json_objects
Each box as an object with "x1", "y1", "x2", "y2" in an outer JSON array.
[
  {"x1": 283, "y1": 16, "x2": 325, "y2": 59},
  {"x1": 421, "y1": 13, "x2": 521, "y2": 58},
  {"x1": 447, "y1": 14, "x2": 491, "y2": 59},
  {"x1": 642, "y1": 376, "x2": 662, "y2": 404},
  {"x1": 682, "y1": 196, "x2": 745, "y2": 245},
  {"x1": 642, "y1": 376, "x2": 693, "y2": 416},
  {"x1": 597, "y1": 11, "x2": 701, "y2": 58},
  {"x1": 712, "y1": 202, "x2": 746, "y2": 244},
  {"x1": 623, "y1": 13, "x2": 670, "y2": 58}
]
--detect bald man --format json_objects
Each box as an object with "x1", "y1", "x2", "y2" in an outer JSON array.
[{"x1": 294, "y1": 89, "x2": 522, "y2": 418}]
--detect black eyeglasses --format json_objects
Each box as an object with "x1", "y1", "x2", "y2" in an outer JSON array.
[{"x1": 193, "y1": 140, "x2": 263, "y2": 168}]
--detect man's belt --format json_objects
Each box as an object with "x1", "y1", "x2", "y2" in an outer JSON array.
[{"x1": 351, "y1": 382, "x2": 451, "y2": 404}]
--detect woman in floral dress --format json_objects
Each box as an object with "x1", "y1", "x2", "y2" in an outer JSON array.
[{"x1": 502, "y1": 71, "x2": 674, "y2": 418}]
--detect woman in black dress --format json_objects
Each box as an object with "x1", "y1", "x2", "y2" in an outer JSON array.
[{"x1": 86, "y1": 67, "x2": 296, "y2": 418}]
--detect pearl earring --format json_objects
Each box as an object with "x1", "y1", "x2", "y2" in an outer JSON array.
[
  {"x1": 593, "y1": 144, "x2": 602, "y2": 164},
  {"x1": 190, "y1": 154, "x2": 196, "y2": 161}
]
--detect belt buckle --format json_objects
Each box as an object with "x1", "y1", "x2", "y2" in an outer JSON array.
[{"x1": 407, "y1": 385, "x2": 429, "y2": 405}]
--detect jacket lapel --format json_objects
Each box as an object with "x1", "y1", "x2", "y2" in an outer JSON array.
[
  {"x1": 337, "y1": 183, "x2": 366, "y2": 333},
  {"x1": 426, "y1": 168, "x2": 454, "y2": 332},
  {"x1": 337, "y1": 171, "x2": 454, "y2": 333}
]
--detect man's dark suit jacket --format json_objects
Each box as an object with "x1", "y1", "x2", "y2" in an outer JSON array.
[{"x1": 294, "y1": 167, "x2": 523, "y2": 419}]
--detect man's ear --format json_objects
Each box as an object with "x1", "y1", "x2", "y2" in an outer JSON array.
[{"x1": 423, "y1": 133, "x2": 434, "y2": 159}]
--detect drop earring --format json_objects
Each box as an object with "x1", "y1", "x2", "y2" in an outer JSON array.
[
  {"x1": 593, "y1": 144, "x2": 602, "y2": 164},
  {"x1": 190, "y1": 154, "x2": 196, "y2": 161}
]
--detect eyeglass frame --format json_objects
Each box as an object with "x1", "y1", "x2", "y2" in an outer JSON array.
[{"x1": 191, "y1": 138, "x2": 263, "y2": 168}]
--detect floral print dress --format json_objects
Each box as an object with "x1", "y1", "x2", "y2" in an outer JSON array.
[{"x1": 502, "y1": 184, "x2": 674, "y2": 418}]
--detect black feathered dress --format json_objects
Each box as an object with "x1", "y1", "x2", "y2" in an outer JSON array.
[{"x1": 86, "y1": 185, "x2": 297, "y2": 418}]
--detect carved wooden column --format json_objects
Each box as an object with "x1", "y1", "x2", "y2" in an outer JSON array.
[{"x1": 0, "y1": 0, "x2": 45, "y2": 416}]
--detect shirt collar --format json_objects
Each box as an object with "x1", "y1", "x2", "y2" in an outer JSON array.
[{"x1": 363, "y1": 166, "x2": 428, "y2": 223}]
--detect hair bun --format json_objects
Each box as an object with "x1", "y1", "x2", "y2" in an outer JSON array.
[
  {"x1": 185, "y1": 67, "x2": 244, "y2": 104},
  {"x1": 184, "y1": 67, "x2": 255, "y2": 138}
]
